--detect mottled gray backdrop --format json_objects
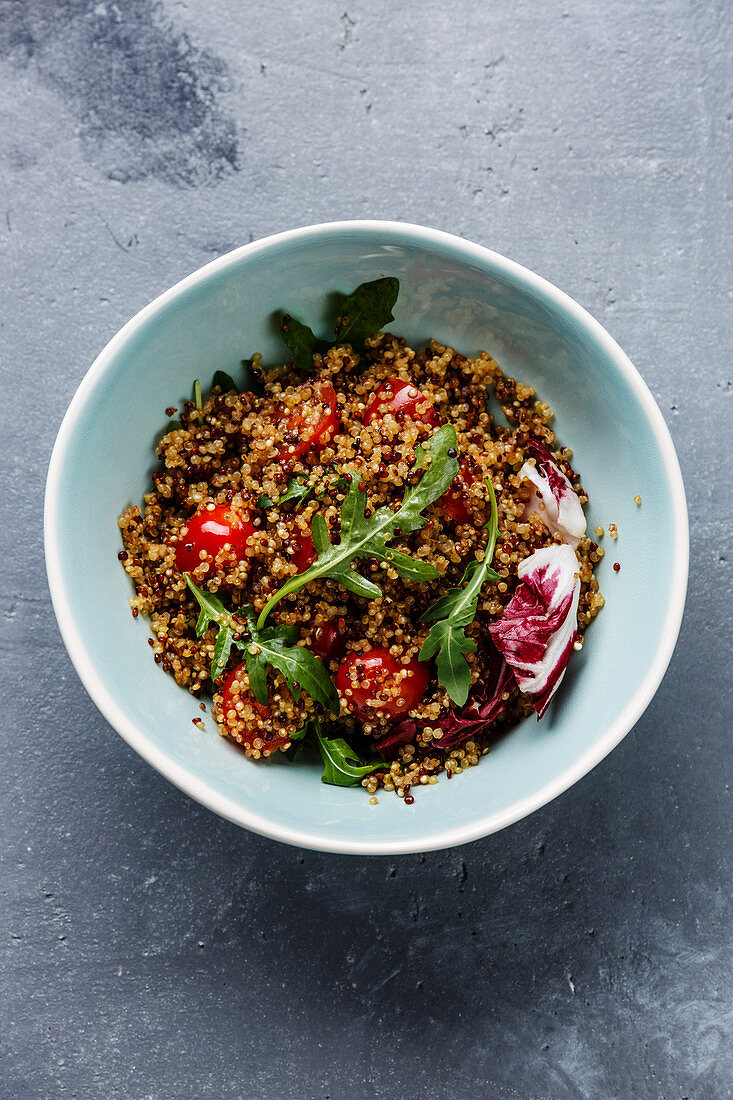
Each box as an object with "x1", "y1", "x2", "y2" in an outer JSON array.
[{"x1": 1, "y1": 1, "x2": 731, "y2": 1097}]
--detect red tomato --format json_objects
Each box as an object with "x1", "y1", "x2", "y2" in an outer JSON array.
[
  {"x1": 363, "y1": 379, "x2": 439, "y2": 427},
  {"x1": 277, "y1": 383, "x2": 341, "y2": 463},
  {"x1": 440, "y1": 460, "x2": 479, "y2": 525},
  {"x1": 219, "y1": 664, "x2": 290, "y2": 752},
  {"x1": 175, "y1": 503, "x2": 255, "y2": 573},
  {"x1": 290, "y1": 526, "x2": 316, "y2": 572},
  {"x1": 311, "y1": 619, "x2": 346, "y2": 661},
  {"x1": 336, "y1": 647, "x2": 430, "y2": 723}
]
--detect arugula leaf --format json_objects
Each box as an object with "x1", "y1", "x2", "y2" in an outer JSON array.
[
  {"x1": 419, "y1": 479, "x2": 501, "y2": 706},
  {"x1": 211, "y1": 369, "x2": 237, "y2": 392},
  {"x1": 160, "y1": 418, "x2": 183, "y2": 436},
  {"x1": 279, "y1": 277, "x2": 400, "y2": 374},
  {"x1": 212, "y1": 623, "x2": 234, "y2": 681},
  {"x1": 314, "y1": 720, "x2": 386, "y2": 787},
  {"x1": 186, "y1": 580, "x2": 226, "y2": 635},
  {"x1": 332, "y1": 277, "x2": 399, "y2": 345},
  {"x1": 184, "y1": 580, "x2": 235, "y2": 681},
  {"x1": 258, "y1": 476, "x2": 313, "y2": 512},
  {"x1": 245, "y1": 619, "x2": 339, "y2": 713},
  {"x1": 256, "y1": 424, "x2": 460, "y2": 628},
  {"x1": 257, "y1": 474, "x2": 352, "y2": 513},
  {"x1": 380, "y1": 548, "x2": 438, "y2": 583},
  {"x1": 280, "y1": 315, "x2": 328, "y2": 373},
  {"x1": 184, "y1": 575, "x2": 339, "y2": 713}
]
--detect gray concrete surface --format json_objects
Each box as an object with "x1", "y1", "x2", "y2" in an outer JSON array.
[{"x1": 1, "y1": 1, "x2": 731, "y2": 1097}]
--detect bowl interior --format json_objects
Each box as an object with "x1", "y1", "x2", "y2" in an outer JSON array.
[{"x1": 46, "y1": 224, "x2": 686, "y2": 853}]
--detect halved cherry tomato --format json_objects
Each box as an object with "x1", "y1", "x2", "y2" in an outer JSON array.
[
  {"x1": 336, "y1": 647, "x2": 430, "y2": 723},
  {"x1": 440, "y1": 460, "x2": 479, "y2": 525},
  {"x1": 289, "y1": 526, "x2": 316, "y2": 572},
  {"x1": 276, "y1": 382, "x2": 341, "y2": 463},
  {"x1": 363, "y1": 378, "x2": 439, "y2": 427},
  {"x1": 175, "y1": 503, "x2": 255, "y2": 573},
  {"x1": 219, "y1": 664, "x2": 290, "y2": 753},
  {"x1": 311, "y1": 619, "x2": 346, "y2": 661}
]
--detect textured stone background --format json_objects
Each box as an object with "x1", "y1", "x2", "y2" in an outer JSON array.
[{"x1": 1, "y1": 1, "x2": 731, "y2": 1097}]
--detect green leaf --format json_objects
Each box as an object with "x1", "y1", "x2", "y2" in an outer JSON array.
[
  {"x1": 419, "y1": 479, "x2": 501, "y2": 705},
  {"x1": 256, "y1": 426, "x2": 460, "y2": 628},
  {"x1": 398, "y1": 425, "x2": 461, "y2": 531},
  {"x1": 419, "y1": 618, "x2": 476, "y2": 707},
  {"x1": 211, "y1": 625, "x2": 235, "y2": 683},
  {"x1": 258, "y1": 476, "x2": 313, "y2": 512},
  {"x1": 280, "y1": 315, "x2": 328, "y2": 373},
  {"x1": 258, "y1": 474, "x2": 352, "y2": 514},
  {"x1": 244, "y1": 646, "x2": 269, "y2": 705},
  {"x1": 183, "y1": 575, "x2": 237, "y2": 685},
  {"x1": 242, "y1": 626, "x2": 340, "y2": 713},
  {"x1": 184, "y1": 575, "x2": 339, "y2": 713},
  {"x1": 185, "y1": 575, "x2": 229, "y2": 634},
  {"x1": 382, "y1": 548, "x2": 439, "y2": 583},
  {"x1": 277, "y1": 278, "x2": 400, "y2": 373},
  {"x1": 331, "y1": 567, "x2": 382, "y2": 600},
  {"x1": 332, "y1": 277, "x2": 399, "y2": 345},
  {"x1": 211, "y1": 369, "x2": 237, "y2": 393},
  {"x1": 314, "y1": 721, "x2": 387, "y2": 787},
  {"x1": 311, "y1": 513, "x2": 330, "y2": 555}
]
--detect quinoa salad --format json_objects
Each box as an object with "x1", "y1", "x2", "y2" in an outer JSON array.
[{"x1": 118, "y1": 278, "x2": 604, "y2": 800}]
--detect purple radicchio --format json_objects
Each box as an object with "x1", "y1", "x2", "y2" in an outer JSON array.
[
  {"x1": 373, "y1": 643, "x2": 516, "y2": 755},
  {"x1": 519, "y1": 441, "x2": 586, "y2": 549},
  {"x1": 488, "y1": 543, "x2": 580, "y2": 719}
]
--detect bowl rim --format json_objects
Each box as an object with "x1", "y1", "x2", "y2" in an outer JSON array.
[{"x1": 44, "y1": 219, "x2": 689, "y2": 855}]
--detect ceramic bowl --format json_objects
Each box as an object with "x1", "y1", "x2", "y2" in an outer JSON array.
[{"x1": 44, "y1": 221, "x2": 688, "y2": 854}]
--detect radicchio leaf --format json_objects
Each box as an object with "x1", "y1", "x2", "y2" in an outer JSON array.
[
  {"x1": 373, "y1": 643, "x2": 516, "y2": 755},
  {"x1": 488, "y1": 543, "x2": 580, "y2": 719},
  {"x1": 519, "y1": 441, "x2": 586, "y2": 549}
]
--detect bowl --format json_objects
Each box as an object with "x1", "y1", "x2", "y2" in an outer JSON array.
[{"x1": 44, "y1": 221, "x2": 688, "y2": 855}]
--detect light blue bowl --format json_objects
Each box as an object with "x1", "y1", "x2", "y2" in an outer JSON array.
[{"x1": 44, "y1": 222, "x2": 688, "y2": 854}]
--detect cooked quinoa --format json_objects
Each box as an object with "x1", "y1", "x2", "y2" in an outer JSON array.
[{"x1": 118, "y1": 332, "x2": 604, "y2": 797}]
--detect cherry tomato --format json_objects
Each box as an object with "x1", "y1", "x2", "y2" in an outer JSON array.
[
  {"x1": 175, "y1": 503, "x2": 255, "y2": 573},
  {"x1": 440, "y1": 460, "x2": 479, "y2": 525},
  {"x1": 219, "y1": 664, "x2": 290, "y2": 753},
  {"x1": 363, "y1": 378, "x2": 439, "y2": 427},
  {"x1": 311, "y1": 619, "x2": 346, "y2": 661},
  {"x1": 277, "y1": 383, "x2": 341, "y2": 463},
  {"x1": 289, "y1": 526, "x2": 316, "y2": 572},
  {"x1": 336, "y1": 647, "x2": 430, "y2": 723}
]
